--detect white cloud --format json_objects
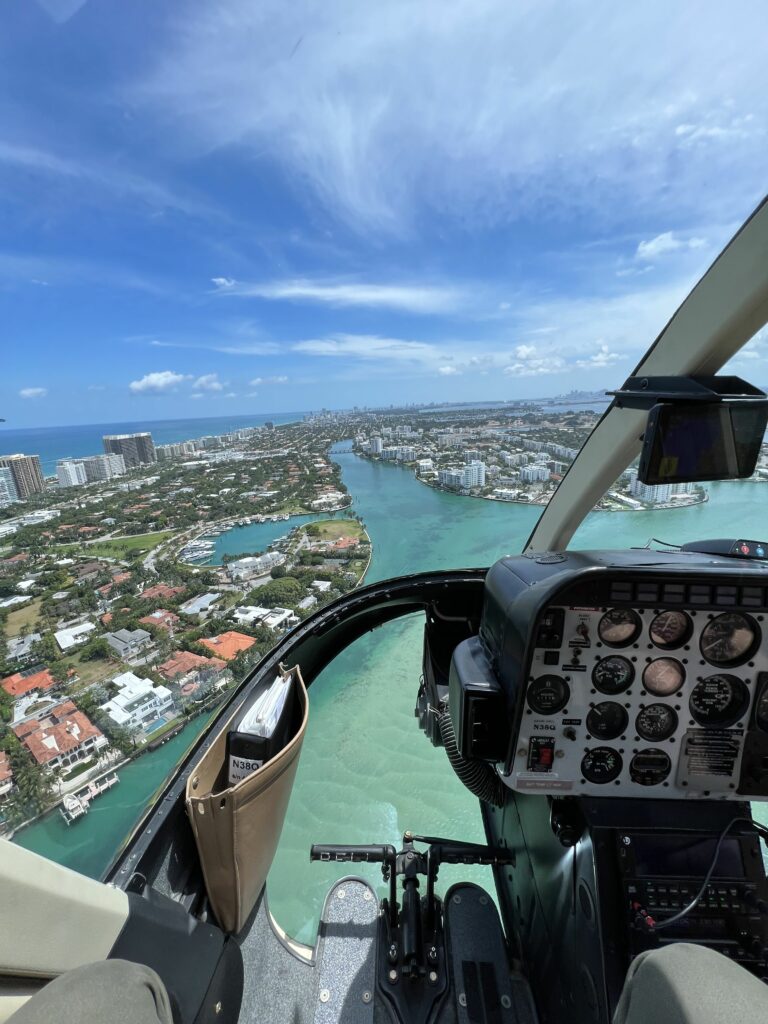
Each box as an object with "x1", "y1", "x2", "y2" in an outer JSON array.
[
  {"x1": 636, "y1": 231, "x2": 707, "y2": 261},
  {"x1": 190, "y1": 393, "x2": 204, "y2": 399},
  {"x1": 19, "y1": 386, "x2": 47, "y2": 399},
  {"x1": 149, "y1": 337, "x2": 282, "y2": 356},
  {"x1": 216, "y1": 278, "x2": 461, "y2": 313},
  {"x1": 514, "y1": 344, "x2": 537, "y2": 359},
  {"x1": 249, "y1": 375, "x2": 288, "y2": 385},
  {"x1": 193, "y1": 373, "x2": 224, "y2": 392},
  {"x1": 136, "y1": 3, "x2": 768, "y2": 233},
  {"x1": 294, "y1": 334, "x2": 437, "y2": 362},
  {"x1": 129, "y1": 370, "x2": 191, "y2": 393},
  {"x1": 438, "y1": 365, "x2": 460, "y2": 376},
  {"x1": 224, "y1": 392, "x2": 237, "y2": 398},
  {"x1": 211, "y1": 277, "x2": 236, "y2": 289},
  {"x1": 574, "y1": 343, "x2": 622, "y2": 369}
]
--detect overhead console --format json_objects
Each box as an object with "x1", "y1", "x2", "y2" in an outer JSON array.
[{"x1": 448, "y1": 549, "x2": 768, "y2": 801}]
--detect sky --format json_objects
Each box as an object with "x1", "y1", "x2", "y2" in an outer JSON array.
[{"x1": 2, "y1": 1, "x2": 768, "y2": 428}]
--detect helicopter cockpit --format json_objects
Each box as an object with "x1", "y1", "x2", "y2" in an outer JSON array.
[{"x1": 4, "y1": 201, "x2": 768, "y2": 1024}]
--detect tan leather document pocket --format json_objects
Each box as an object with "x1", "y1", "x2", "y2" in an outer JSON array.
[{"x1": 185, "y1": 665, "x2": 308, "y2": 934}]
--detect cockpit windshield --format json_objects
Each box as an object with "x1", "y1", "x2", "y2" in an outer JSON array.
[{"x1": 2, "y1": 2, "x2": 768, "y2": 955}]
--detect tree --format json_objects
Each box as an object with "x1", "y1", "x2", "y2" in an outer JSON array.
[
  {"x1": 79, "y1": 638, "x2": 110, "y2": 661},
  {"x1": 0, "y1": 733, "x2": 54, "y2": 825},
  {"x1": 270, "y1": 564, "x2": 287, "y2": 579}
]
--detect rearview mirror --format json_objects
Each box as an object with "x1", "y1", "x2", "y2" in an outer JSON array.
[{"x1": 638, "y1": 401, "x2": 768, "y2": 485}]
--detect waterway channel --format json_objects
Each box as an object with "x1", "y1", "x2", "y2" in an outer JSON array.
[{"x1": 14, "y1": 442, "x2": 768, "y2": 944}]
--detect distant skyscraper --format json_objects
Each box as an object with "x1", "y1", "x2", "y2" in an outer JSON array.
[
  {"x1": 370, "y1": 436, "x2": 383, "y2": 455},
  {"x1": 57, "y1": 460, "x2": 88, "y2": 488},
  {"x1": 103, "y1": 432, "x2": 156, "y2": 469},
  {"x1": 0, "y1": 454, "x2": 45, "y2": 499},
  {"x1": 81, "y1": 453, "x2": 127, "y2": 481},
  {"x1": 0, "y1": 467, "x2": 18, "y2": 506}
]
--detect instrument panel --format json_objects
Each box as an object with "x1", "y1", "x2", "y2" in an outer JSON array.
[{"x1": 506, "y1": 602, "x2": 768, "y2": 799}]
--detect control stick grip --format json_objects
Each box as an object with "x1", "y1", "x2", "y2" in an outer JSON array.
[{"x1": 310, "y1": 844, "x2": 395, "y2": 863}]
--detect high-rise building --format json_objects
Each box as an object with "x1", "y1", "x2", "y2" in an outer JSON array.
[
  {"x1": 370, "y1": 436, "x2": 383, "y2": 455},
  {"x1": 103, "y1": 432, "x2": 156, "y2": 469},
  {"x1": 81, "y1": 453, "x2": 126, "y2": 481},
  {"x1": 57, "y1": 460, "x2": 88, "y2": 488},
  {"x1": 0, "y1": 468, "x2": 18, "y2": 506},
  {"x1": 461, "y1": 460, "x2": 486, "y2": 488},
  {"x1": 0, "y1": 454, "x2": 45, "y2": 499}
]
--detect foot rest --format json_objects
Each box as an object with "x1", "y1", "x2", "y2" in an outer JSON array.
[
  {"x1": 312, "y1": 878, "x2": 378, "y2": 1024},
  {"x1": 444, "y1": 883, "x2": 538, "y2": 1024}
]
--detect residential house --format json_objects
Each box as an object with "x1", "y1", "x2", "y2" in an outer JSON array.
[
  {"x1": 105, "y1": 628, "x2": 153, "y2": 660},
  {"x1": 261, "y1": 608, "x2": 299, "y2": 631},
  {"x1": 141, "y1": 583, "x2": 185, "y2": 603},
  {"x1": 199, "y1": 631, "x2": 256, "y2": 661},
  {"x1": 156, "y1": 651, "x2": 227, "y2": 699},
  {"x1": 13, "y1": 700, "x2": 108, "y2": 773},
  {"x1": 99, "y1": 671, "x2": 175, "y2": 732},
  {"x1": 138, "y1": 609, "x2": 180, "y2": 633},
  {"x1": 54, "y1": 621, "x2": 97, "y2": 652},
  {"x1": 0, "y1": 752, "x2": 12, "y2": 802},
  {"x1": 6, "y1": 633, "x2": 42, "y2": 661},
  {"x1": 1, "y1": 667, "x2": 61, "y2": 700},
  {"x1": 179, "y1": 593, "x2": 221, "y2": 619}
]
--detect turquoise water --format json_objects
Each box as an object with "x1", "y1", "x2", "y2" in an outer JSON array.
[
  {"x1": 14, "y1": 443, "x2": 768, "y2": 943},
  {"x1": 13, "y1": 713, "x2": 214, "y2": 875},
  {"x1": 204, "y1": 509, "x2": 351, "y2": 565}
]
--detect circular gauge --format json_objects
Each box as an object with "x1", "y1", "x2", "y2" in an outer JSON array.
[
  {"x1": 700, "y1": 612, "x2": 760, "y2": 667},
  {"x1": 689, "y1": 674, "x2": 750, "y2": 727},
  {"x1": 586, "y1": 702, "x2": 629, "y2": 741},
  {"x1": 629, "y1": 749, "x2": 671, "y2": 786},
  {"x1": 643, "y1": 658, "x2": 685, "y2": 696},
  {"x1": 635, "y1": 704, "x2": 679, "y2": 741},
  {"x1": 592, "y1": 656, "x2": 635, "y2": 695},
  {"x1": 598, "y1": 609, "x2": 642, "y2": 647},
  {"x1": 527, "y1": 675, "x2": 570, "y2": 715},
  {"x1": 581, "y1": 747, "x2": 623, "y2": 784},
  {"x1": 649, "y1": 610, "x2": 692, "y2": 650}
]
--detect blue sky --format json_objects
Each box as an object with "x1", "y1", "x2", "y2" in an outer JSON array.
[{"x1": 2, "y1": 1, "x2": 768, "y2": 428}]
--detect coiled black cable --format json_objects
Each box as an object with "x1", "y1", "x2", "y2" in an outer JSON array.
[{"x1": 437, "y1": 708, "x2": 505, "y2": 807}]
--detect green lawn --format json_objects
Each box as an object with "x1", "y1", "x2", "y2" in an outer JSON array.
[
  {"x1": 308, "y1": 519, "x2": 365, "y2": 542},
  {"x1": 62, "y1": 651, "x2": 124, "y2": 688},
  {"x1": 3, "y1": 597, "x2": 42, "y2": 637},
  {"x1": 58, "y1": 530, "x2": 176, "y2": 559}
]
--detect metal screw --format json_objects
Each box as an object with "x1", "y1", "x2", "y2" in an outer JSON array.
[
  {"x1": 501, "y1": 995, "x2": 512, "y2": 1009},
  {"x1": 453, "y1": 894, "x2": 462, "y2": 904},
  {"x1": 362, "y1": 991, "x2": 372, "y2": 1004},
  {"x1": 337, "y1": 889, "x2": 345, "y2": 899},
  {"x1": 479, "y1": 895, "x2": 488, "y2": 905},
  {"x1": 363, "y1": 890, "x2": 372, "y2": 901},
  {"x1": 319, "y1": 989, "x2": 330, "y2": 1003},
  {"x1": 459, "y1": 993, "x2": 467, "y2": 1007},
  {"x1": 388, "y1": 969, "x2": 398, "y2": 984},
  {"x1": 428, "y1": 971, "x2": 438, "y2": 984}
]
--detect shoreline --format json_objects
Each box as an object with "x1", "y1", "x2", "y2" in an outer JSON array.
[{"x1": 361, "y1": 452, "x2": 710, "y2": 514}]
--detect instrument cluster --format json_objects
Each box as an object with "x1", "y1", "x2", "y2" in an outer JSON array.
[{"x1": 506, "y1": 603, "x2": 768, "y2": 799}]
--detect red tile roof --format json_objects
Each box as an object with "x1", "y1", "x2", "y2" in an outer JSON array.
[
  {"x1": 199, "y1": 631, "x2": 257, "y2": 662},
  {"x1": 1, "y1": 668, "x2": 58, "y2": 699},
  {"x1": 13, "y1": 700, "x2": 103, "y2": 766},
  {"x1": 141, "y1": 583, "x2": 185, "y2": 602},
  {"x1": 138, "y1": 609, "x2": 180, "y2": 631},
  {"x1": 157, "y1": 650, "x2": 226, "y2": 681}
]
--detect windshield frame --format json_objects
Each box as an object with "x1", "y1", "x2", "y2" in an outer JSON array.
[{"x1": 524, "y1": 196, "x2": 768, "y2": 554}]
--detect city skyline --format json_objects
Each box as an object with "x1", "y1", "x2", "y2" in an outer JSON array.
[{"x1": 3, "y1": 2, "x2": 768, "y2": 428}]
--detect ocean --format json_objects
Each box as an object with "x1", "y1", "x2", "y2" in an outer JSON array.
[{"x1": 0, "y1": 413, "x2": 305, "y2": 474}]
